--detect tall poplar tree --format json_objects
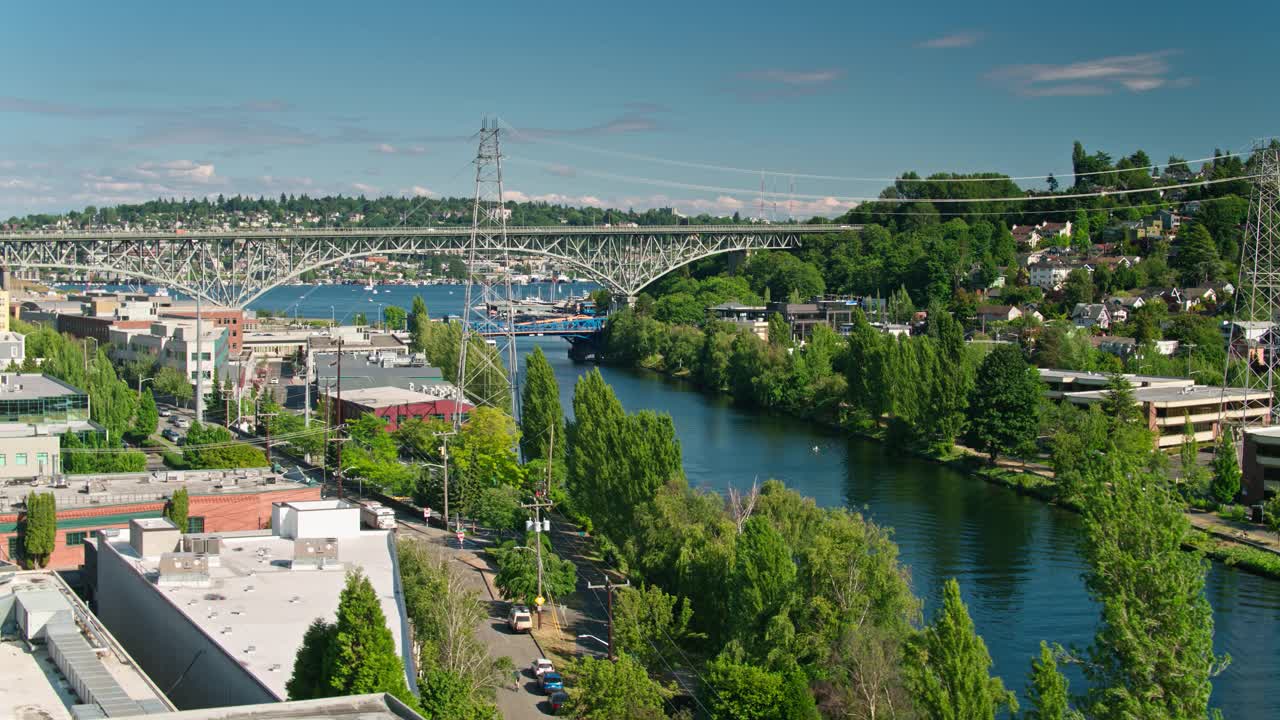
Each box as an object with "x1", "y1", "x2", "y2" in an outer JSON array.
[
  {"x1": 903, "y1": 578, "x2": 1017, "y2": 719},
  {"x1": 164, "y1": 487, "x2": 189, "y2": 532},
  {"x1": 1210, "y1": 428, "x2": 1241, "y2": 505},
  {"x1": 1024, "y1": 642, "x2": 1072, "y2": 720},
  {"x1": 1080, "y1": 455, "x2": 1227, "y2": 719},
  {"x1": 21, "y1": 492, "x2": 57, "y2": 568},
  {"x1": 520, "y1": 346, "x2": 565, "y2": 464}
]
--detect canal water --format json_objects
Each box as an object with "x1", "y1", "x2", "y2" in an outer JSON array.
[{"x1": 249, "y1": 284, "x2": 1280, "y2": 718}]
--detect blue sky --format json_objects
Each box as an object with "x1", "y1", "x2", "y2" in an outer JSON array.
[{"x1": 2, "y1": 0, "x2": 1277, "y2": 218}]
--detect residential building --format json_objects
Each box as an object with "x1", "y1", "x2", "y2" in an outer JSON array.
[
  {"x1": 1071, "y1": 303, "x2": 1111, "y2": 330},
  {"x1": 1037, "y1": 368, "x2": 1193, "y2": 400},
  {"x1": 708, "y1": 302, "x2": 769, "y2": 340},
  {"x1": 1011, "y1": 220, "x2": 1072, "y2": 248},
  {"x1": 0, "y1": 331, "x2": 24, "y2": 366},
  {"x1": 110, "y1": 319, "x2": 228, "y2": 386},
  {"x1": 159, "y1": 306, "x2": 248, "y2": 354},
  {"x1": 326, "y1": 384, "x2": 472, "y2": 431},
  {"x1": 1, "y1": 470, "x2": 318, "y2": 569},
  {"x1": 310, "y1": 326, "x2": 407, "y2": 355},
  {"x1": 1028, "y1": 260, "x2": 1074, "y2": 290},
  {"x1": 975, "y1": 305, "x2": 1021, "y2": 326},
  {"x1": 88, "y1": 501, "x2": 415, "y2": 709},
  {"x1": 0, "y1": 565, "x2": 175, "y2": 718},
  {"x1": 0, "y1": 288, "x2": 9, "y2": 332},
  {"x1": 765, "y1": 298, "x2": 858, "y2": 342},
  {"x1": 1064, "y1": 383, "x2": 1269, "y2": 449}
]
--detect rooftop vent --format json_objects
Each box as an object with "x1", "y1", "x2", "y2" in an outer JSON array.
[
  {"x1": 157, "y1": 552, "x2": 210, "y2": 587},
  {"x1": 290, "y1": 537, "x2": 340, "y2": 570}
]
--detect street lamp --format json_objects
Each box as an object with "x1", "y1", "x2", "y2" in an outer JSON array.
[
  {"x1": 577, "y1": 634, "x2": 609, "y2": 650},
  {"x1": 330, "y1": 305, "x2": 336, "y2": 328},
  {"x1": 138, "y1": 376, "x2": 155, "y2": 394},
  {"x1": 82, "y1": 337, "x2": 99, "y2": 371}
]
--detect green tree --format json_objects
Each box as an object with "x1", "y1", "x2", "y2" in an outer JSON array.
[
  {"x1": 287, "y1": 618, "x2": 338, "y2": 700},
  {"x1": 1210, "y1": 428, "x2": 1241, "y2": 505},
  {"x1": 21, "y1": 492, "x2": 56, "y2": 568},
  {"x1": 408, "y1": 296, "x2": 432, "y2": 353},
  {"x1": 612, "y1": 584, "x2": 698, "y2": 672},
  {"x1": 1079, "y1": 455, "x2": 1227, "y2": 719},
  {"x1": 1025, "y1": 642, "x2": 1074, "y2": 720},
  {"x1": 383, "y1": 304, "x2": 407, "y2": 330},
  {"x1": 1099, "y1": 374, "x2": 1140, "y2": 428},
  {"x1": 903, "y1": 578, "x2": 1017, "y2": 719},
  {"x1": 728, "y1": 516, "x2": 796, "y2": 656},
  {"x1": 704, "y1": 655, "x2": 818, "y2": 720},
  {"x1": 1061, "y1": 268, "x2": 1094, "y2": 307},
  {"x1": 164, "y1": 487, "x2": 189, "y2": 532},
  {"x1": 520, "y1": 346, "x2": 565, "y2": 465},
  {"x1": 964, "y1": 344, "x2": 1041, "y2": 464},
  {"x1": 1174, "y1": 222, "x2": 1220, "y2": 286},
  {"x1": 154, "y1": 366, "x2": 193, "y2": 407},
  {"x1": 130, "y1": 388, "x2": 159, "y2": 442},
  {"x1": 324, "y1": 570, "x2": 415, "y2": 703},
  {"x1": 490, "y1": 533, "x2": 576, "y2": 607},
  {"x1": 767, "y1": 312, "x2": 792, "y2": 348},
  {"x1": 887, "y1": 285, "x2": 915, "y2": 324},
  {"x1": 562, "y1": 654, "x2": 668, "y2": 720}
]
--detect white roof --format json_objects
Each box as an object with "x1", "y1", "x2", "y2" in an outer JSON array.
[{"x1": 100, "y1": 527, "x2": 411, "y2": 700}]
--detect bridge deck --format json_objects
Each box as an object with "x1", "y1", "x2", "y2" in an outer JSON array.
[{"x1": 0, "y1": 224, "x2": 853, "y2": 242}]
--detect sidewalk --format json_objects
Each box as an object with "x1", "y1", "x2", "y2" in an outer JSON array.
[
  {"x1": 398, "y1": 517, "x2": 555, "y2": 719},
  {"x1": 1186, "y1": 511, "x2": 1280, "y2": 555}
]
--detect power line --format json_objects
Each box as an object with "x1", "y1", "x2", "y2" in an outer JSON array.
[
  {"x1": 499, "y1": 117, "x2": 1256, "y2": 184},
  {"x1": 503, "y1": 156, "x2": 1260, "y2": 204}
]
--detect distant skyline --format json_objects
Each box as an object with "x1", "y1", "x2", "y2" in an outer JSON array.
[{"x1": 2, "y1": 0, "x2": 1277, "y2": 218}]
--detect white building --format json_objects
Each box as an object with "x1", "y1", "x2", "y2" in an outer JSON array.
[
  {"x1": 0, "y1": 331, "x2": 24, "y2": 367},
  {"x1": 89, "y1": 501, "x2": 414, "y2": 709},
  {"x1": 110, "y1": 319, "x2": 228, "y2": 386},
  {"x1": 1029, "y1": 261, "x2": 1074, "y2": 290}
]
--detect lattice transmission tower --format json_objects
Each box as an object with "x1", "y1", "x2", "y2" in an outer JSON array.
[
  {"x1": 1223, "y1": 144, "x2": 1280, "y2": 425},
  {"x1": 455, "y1": 120, "x2": 519, "y2": 427}
]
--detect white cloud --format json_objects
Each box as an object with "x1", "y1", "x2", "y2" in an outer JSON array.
[
  {"x1": 988, "y1": 50, "x2": 1182, "y2": 97},
  {"x1": 402, "y1": 186, "x2": 436, "y2": 198},
  {"x1": 916, "y1": 31, "x2": 983, "y2": 49},
  {"x1": 136, "y1": 159, "x2": 218, "y2": 183},
  {"x1": 372, "y1": 143, "x2": 427, "y2": 156},
  {"x1": 351, "y1": 182, "x2": 381, "y2": 195}
]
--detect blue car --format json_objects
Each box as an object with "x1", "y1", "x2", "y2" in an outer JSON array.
[{"x1": 540, "y1": 671, "x2": 564, "y2": 694}]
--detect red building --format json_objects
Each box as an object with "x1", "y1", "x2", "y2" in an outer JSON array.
[
  {"x1": 0, "y1": 483, "x2": 319, "y2": 569},
  {"x1": 327, "y1": 385, "x2": 473, "y2": 431}
]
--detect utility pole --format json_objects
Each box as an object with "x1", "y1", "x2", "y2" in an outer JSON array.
[
  {"x1": 334, "y1": 338, "x2": 344, "y2": 498},
  {"x1": 587, "y1": 575, "x2": 630, "y2": 661},
  {"x1": 195, "y1": 241, "x2": 206, "y2": 425},
  {"x1": 440, "y1": 435, "x2": 451, "y2": 530},
  {"x1": 519, "y1": 425, "x2": 555, "y2": 628},
  {"x1": 303, "y1": 350, "x2": 313, "y2": 428}
]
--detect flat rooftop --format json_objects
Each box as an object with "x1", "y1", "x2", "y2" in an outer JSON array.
[
  {"x1": 0, "y1": 373, "x2": 85, "y2": 399},
  {"x1": 112, "y1": 693, "x2": 424, "y2": 720},
  {"x1": 1066, "y1": 384, "x2": 1269, "y2": 406},
  {"x1": 326, "y1": 385, "x2": 451, "y2": 407},
  {"x1": 0, "y1": 571, "x2": 172, "y2": 719},
  {"x1": 0, "y1": 470, "x2": 308, "y2": 517},
  {"x1": 1037, "y1": 368, "x2": 1194, "y2": 387},
  {"x1": 99, "y1": 525, "x2": 410, "y2": 700}
]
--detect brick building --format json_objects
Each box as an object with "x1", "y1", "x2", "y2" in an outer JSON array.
[
  {"x1": 327, "y1": 385, "x2": 472, "y2": 431},
  {"x1": 0, "y1": 482, "x2": 319, "y2": 569}
]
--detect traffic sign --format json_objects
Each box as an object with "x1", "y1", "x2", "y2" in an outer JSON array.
[
  {"x1": 535, "y1": 596, "x2": 545, "y2": 606},
  {"x1": 455, "y1": 531, "x2": 464, "y2": 541}
]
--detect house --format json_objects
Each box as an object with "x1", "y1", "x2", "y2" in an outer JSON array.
[
  {"x1": 1071, "y1": 303, "x2": 1111, "y2": 330},
  {"x1": 1020, "y1": 305, "x2": 1045, "y2": 322},
  {"x1": 1178, "y1": 286, "x2": 1218, "y2": 311},
  {"x1": 976, "y1": 305, "x2": 1021, "y2": 326},
  {"x1": 1011, "y1": 220, "x2": 1073, "y2": 249},
  {"x1": 1091, "y1": 335, "x2": 1137, "y2": 358},
  {"x1": 1029, "y1": 259, "x2": 1074, "y2": 290}
]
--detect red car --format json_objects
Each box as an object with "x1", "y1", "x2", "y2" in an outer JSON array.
[{"x1": 549, "y1": 691, "x2": 568, "y2": 713}]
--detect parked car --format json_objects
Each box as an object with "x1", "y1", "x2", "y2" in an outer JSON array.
[
  {"x1": 549, "y1": 691, "x2": 568, "y2": 713},
  {"x1": 173, "y1": 416, "x2": 190, "y2": 429},
  {"x1": 159, "y1": 409, "x2": 172, "y2": 417},
  {"x1": 539, "y1": 671, "x2": 563, "y2": 694},
  {"x1": 508, "y1": 605, "x2": 533, "y2": 633},
  {"x1": 162, "y1": 428, "x2": 181, "y2": 442},
  {"x1": 531, "y1": 658, "x2": 555, "y2": 678},
  {"x1": 269, "y1": 377, "x2": 279, "y2": 385}
]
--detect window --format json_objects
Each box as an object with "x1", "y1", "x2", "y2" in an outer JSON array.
[
  {"x1": 65, "y1": 532, "x2": 86, "y2": 546},
  {"x1": 16, "y1": 453, "x2": 26, "y2": 466},
  {"x1": 36, "y1": 453, "x2": 48, "y2": 468},
  {"x1": 7, "y1": 536, "x2": 18, "y2": 560},
  {"x1": 0, "y1": 454, "x2": 7, "y2": 466},
  {"x1": 187, "y1": 516, "x2": 205, "y2": 533}
]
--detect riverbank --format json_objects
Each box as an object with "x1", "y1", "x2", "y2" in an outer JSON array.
[{"x1": 608, "y1": 354, "x2": 1280, "y2": 582}]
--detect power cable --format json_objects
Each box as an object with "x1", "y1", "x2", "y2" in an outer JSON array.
[
  {"x1": 498, "y1": 116, "x2": 1257, "y2": 184},
  {"x1": 502, "y1": 155, "x2": 1260, "y2": 204}
]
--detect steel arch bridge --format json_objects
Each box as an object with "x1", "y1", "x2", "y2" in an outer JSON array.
[{"x1": 0, "y1": 224, "x2": 848, "y2": 308}]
